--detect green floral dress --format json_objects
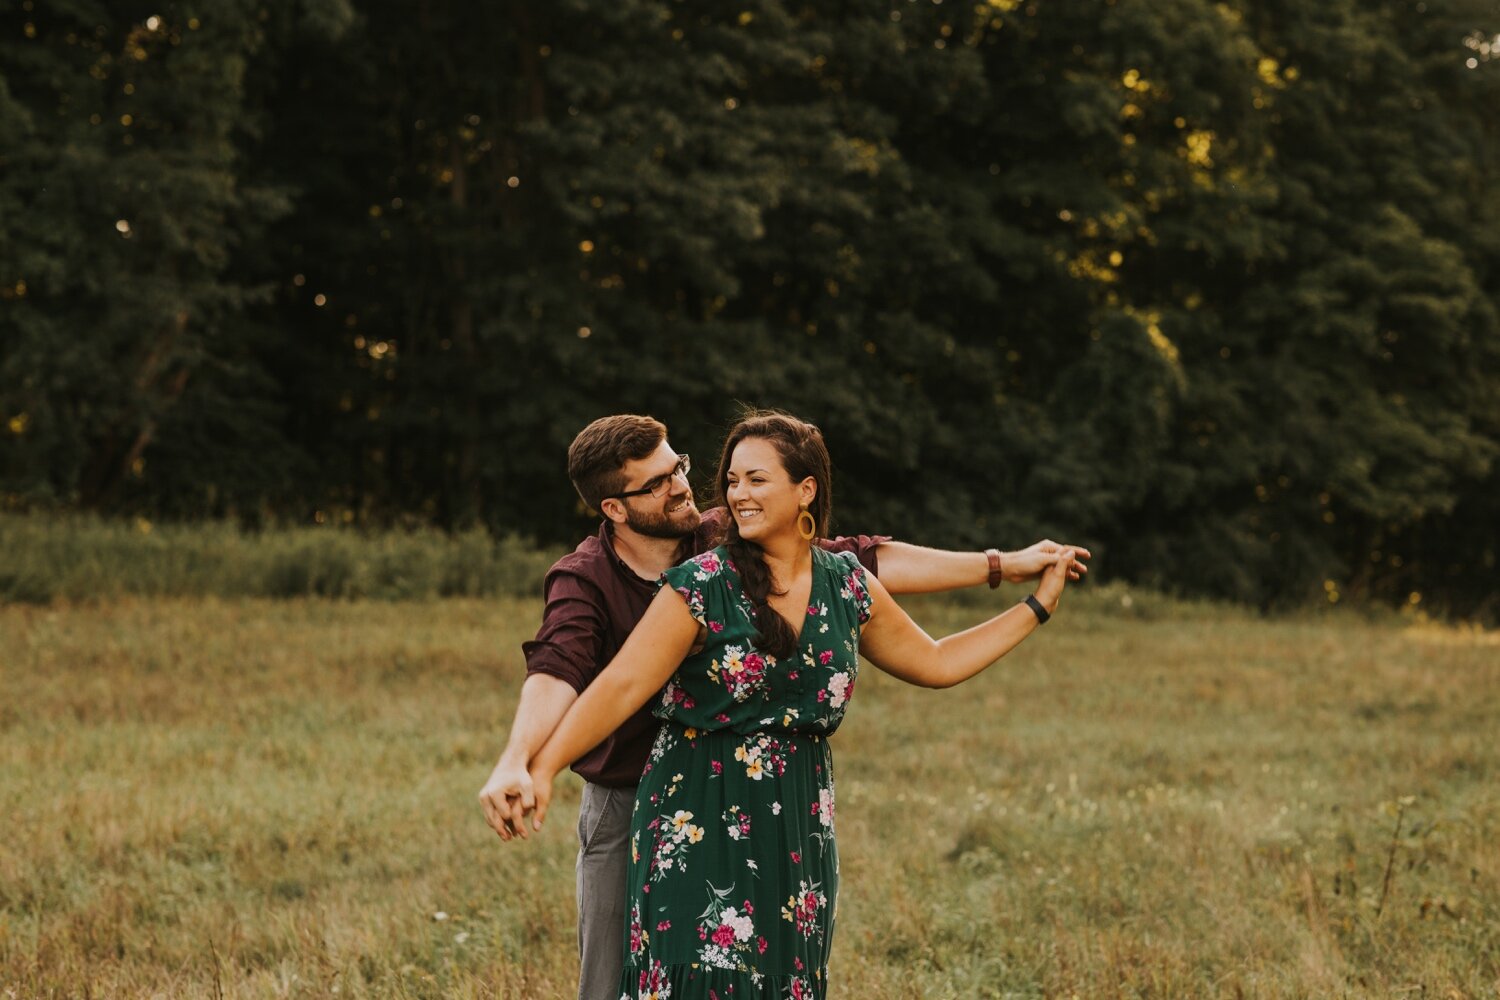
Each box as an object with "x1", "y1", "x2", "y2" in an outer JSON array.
[{"x1": 618, "y1": 545, "x2": 872, "y2": 1000}]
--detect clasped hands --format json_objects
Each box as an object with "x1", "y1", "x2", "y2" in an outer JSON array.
[
  {"x1": 478, "y1": 757, "x2": 552, "y2": 842},
  {"x1": 1003, "y1": 539, "x2": 1091, "y2": 584}
]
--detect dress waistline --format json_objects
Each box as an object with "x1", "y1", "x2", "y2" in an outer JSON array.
[{"x1": 659, "y1": 718, "x2": 826, "y2": 743}]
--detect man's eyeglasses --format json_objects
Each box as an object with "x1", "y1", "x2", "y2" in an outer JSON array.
[{"x1": 608, "y1": 454, "x2": 691, "y2": 501}]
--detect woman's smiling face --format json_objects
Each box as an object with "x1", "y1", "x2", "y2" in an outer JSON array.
[{"x1": 724, "y1": 437, "x2": 814, "y2": 542}]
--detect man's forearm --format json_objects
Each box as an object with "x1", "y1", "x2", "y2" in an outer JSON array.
[
  {"x1": 496, "y1": 673, "x2": 579, "y2": 766},
  {"x1": 873, "y1": 542, "x2": 990, "y2": 594}
]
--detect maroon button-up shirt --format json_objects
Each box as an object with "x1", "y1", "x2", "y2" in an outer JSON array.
[{"x1": 523, "y1": 506, "x2": 888, "y2": 787}]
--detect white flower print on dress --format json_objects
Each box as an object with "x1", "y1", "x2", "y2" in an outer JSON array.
[
  {"x1": 711, "y1": 643, "x2": 771, "y2": 702},
  {"x1": 694, "y1": 883, "x2": 762, "y2": 973},
  {"x1": 643, "y1": 809, "x2": 706, "y2": 883},
  {"x1": 723, "y1": 805, "x2": 752, "y2": 841},
  {"x1": 816, "y1": 786, "x2": 834, "y2": 829},
  {"x1": 733, "y1": 734, "x2": 792, "y2": 780},
  {"x1": 826, "y1": 671, "x2": 851, "y2": 709}
]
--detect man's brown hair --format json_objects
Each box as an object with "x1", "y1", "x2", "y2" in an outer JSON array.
[{"x1": 567, "y1": 414, "x2": 669, "y2": 512}]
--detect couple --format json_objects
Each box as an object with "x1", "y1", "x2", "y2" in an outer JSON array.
[{"x1": 480, "y1": 411, "x2": 1086, "y2": 999}]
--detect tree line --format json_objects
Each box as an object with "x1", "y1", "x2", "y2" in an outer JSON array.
[{"x1": 2, "y1": 0, "x2": 1498, "y2": 617}]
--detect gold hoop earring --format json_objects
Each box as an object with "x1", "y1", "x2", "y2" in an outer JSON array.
[{"x1": 797, "y1": 504, "x2": 816, "y2": 541}]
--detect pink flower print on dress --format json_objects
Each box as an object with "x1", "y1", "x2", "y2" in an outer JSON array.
[
  {"x1": 723, "y1": 806, "x2": 752, "y2": 841},
  {"x1": 637, "y1": 960, "x2": 670, "y2": 996},
  {"x1": 827, "y1": 671, "x2": 852, "y2": 709},
  {"x1": 781, "y1": 879, "x2": 827, "y2": 939},
  {"x1": 663, "y1": 681, "x2": 697, "y2": 711},
  {"x1": 695, "y1": 898, "x2": 758, "y2": 972},
  {"x1": 717, "y1": 645, "x2": 769, "y2": 701},
  {"x1": 629, "y1": 903, "x2": 645, "y2": 955}
]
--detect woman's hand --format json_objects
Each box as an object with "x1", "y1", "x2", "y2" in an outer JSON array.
[
  {"x1": 525, "y1": 764, "x2": 557, "y2": 833},
  {"x1": 1032, "y1": 546, "x2": 1076, "y2": 615}
]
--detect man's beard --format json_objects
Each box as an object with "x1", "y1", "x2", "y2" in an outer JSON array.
[{"x1": 624, "y1": 499, "x2": 701, "y2": 539}]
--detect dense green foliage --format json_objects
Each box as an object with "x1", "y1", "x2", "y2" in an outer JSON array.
[
  {"x1": 2, "y1": 0, "x2": 1497, "y2": 617},
  {"x1": 0, "y1": 512, "x2": 559, "y2": 603}
]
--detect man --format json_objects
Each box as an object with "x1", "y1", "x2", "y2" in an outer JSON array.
[{"x1": 478, "y1": 414, "x2": 1088, "y2": 1000}]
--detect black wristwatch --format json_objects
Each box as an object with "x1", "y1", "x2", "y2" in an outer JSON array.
[{"x1": 1023, "y1": 594, "x2": 1050, "y2": 624}]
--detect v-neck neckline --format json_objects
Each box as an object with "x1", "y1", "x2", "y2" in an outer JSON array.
[{"x1": 752, "y1": 547, "x2": 821, "y2": 650}]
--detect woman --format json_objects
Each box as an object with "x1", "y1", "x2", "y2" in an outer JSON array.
[{"x1": 526, "y1": 412, "x2": 1076, "y2": 999}]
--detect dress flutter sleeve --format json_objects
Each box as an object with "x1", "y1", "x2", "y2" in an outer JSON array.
[
  {"x1": 659, "y1": 549, "x2": 733, "y2": 630},
  {"x1": 833, "y1": 550, "x2": 874, "y2": 625}
]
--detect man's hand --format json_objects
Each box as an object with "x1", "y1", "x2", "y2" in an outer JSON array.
[
  {"x1": 1003, "y1": 540, "x2": 1091, "y2": 583},
  {"x1": 478, "y1": 756, "x2": 538, "y2": 842}
]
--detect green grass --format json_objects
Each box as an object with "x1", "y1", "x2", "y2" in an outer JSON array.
[{"x1": 2, "y1": 586, "x2": 1497, "y2": 997}]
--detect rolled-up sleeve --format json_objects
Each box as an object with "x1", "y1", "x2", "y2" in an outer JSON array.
[
  {"x1": 819, "y1": 533, "x2": 890, "y2": 578},
  {"x1": 521, "y1": 571, "x2": 608, "y2": 694}
]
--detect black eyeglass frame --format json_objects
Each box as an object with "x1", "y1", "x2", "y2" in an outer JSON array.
[{"x1": 606, "y1": 453, "x2": 691, "y2": 501}]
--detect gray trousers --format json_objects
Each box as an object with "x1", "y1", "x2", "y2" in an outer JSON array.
[{"x1": 576, "y1": 781, "x2": 636, "y2": 1000}]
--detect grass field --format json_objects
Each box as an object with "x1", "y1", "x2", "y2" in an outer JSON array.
[{"x1": 2, "y1": 587, "x2": 1497, "y2": 998}]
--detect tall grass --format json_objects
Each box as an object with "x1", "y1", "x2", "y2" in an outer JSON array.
[
  {"x1": 2, "y1": 587, "x2": 1496, "y2": 997},
  {"x1": 0, "y1": 514, "x2": 561, "y2": 603}
]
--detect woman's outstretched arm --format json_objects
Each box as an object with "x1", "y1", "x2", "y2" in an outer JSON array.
[
  {"x1": 858, "y1": 548, "x2": 1074, "y2": 689},
  {"x1": 523, "y1": 586, "x2": 701, "y2": 831}
]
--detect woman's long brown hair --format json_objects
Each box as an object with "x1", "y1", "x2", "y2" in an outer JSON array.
[{"x1": 713, "y1": 411, "x2": 833, "y2": 660}]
